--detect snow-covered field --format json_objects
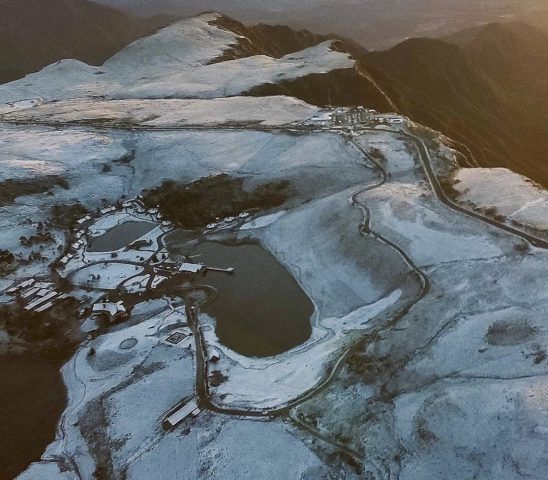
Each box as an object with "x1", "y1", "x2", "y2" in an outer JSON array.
[
  {"x1": 453, "y1": 167, "x2": 548, "y2": 232},
  {"x1": 2, "y1": 119, "x2": 547, "y2": 479},
  {"x1": 3, "y1": 124, "x2": 399, "y2": 478},
  {"x1": 1, "y1": 96, "x2": 321, "y2": 128},
  {"x1": 292, "y1": 129, "x2": 548, "y2": 479}
]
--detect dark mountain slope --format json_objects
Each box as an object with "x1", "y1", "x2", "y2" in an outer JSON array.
[
  {"x1": 364, "y1": 31, "x2": 548, "y2": 186},
  {"x1": 0, "y1": 0, "x2": 170, "y2": 84},
  {"x1": 218, "y1": 18, "x2": 547, "y2": 185},
  {"x1": 246, "y1": 63, "x2": 398, "y2": 113},
  {"x1": 209, "y1": 15, "x2": 367, "y2": 62},
  {"x1": 207, "y1": 16, "x2": 398, "y2": 112},
  {"x1": 451, "y1": 22, "x2": 548, "y2": 103},
  {"x1": 207, "y1": 16, "x2": 328, "y2": 63}
]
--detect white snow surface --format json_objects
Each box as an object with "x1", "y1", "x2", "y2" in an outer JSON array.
[
  {"x1": 454, "y1": 167, "x2": 548, "y2": 232},
  {"x1": 0, "y1": 14, "x2": 354, "y2": 105},
  {"x1": 3, "y1": 64, "x2": 548, "y2": 477},
  {"x1": 2, "y1": 96, "x2": 321, "y2": 127}
]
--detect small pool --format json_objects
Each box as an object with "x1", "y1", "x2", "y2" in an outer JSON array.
[
  {"x1": 167, "y1": 235, "x2": 314, "y2": 358},
  {"x1": 88, "y1": 221, "x2": 157, "y2": 252}
]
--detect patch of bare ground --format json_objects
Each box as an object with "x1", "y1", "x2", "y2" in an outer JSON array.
[{"x1": 485, "y1": 319, "x2": 537, "y2": 346}]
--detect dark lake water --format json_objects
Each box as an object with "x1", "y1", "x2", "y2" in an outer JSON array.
[
  {"x1": 88, "y1": 221, "x2": 156, "y2": 252},
  {"x1": 167, "y1": 236, "x2": 313, "y2": 358},
  {"x1": 0, "y1": 356, "x2": 66, "y2": 479}
]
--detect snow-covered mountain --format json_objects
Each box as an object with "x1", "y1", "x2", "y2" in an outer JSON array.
[
  {"x1": 0, "y1": 12, "x2": 398, "y2": 125},
  {"x1": 0, "y1": 0, "x2": 170, "y2": 85},
  {"x1": 0, "y1": 13, "x2": 354, "y2": 102},
  {"x1": 2, "y1": 12, "x2": 548, "y2": 189},
  {"x1": 1, "y1": 11, "x2": 548, "y2": 480}
]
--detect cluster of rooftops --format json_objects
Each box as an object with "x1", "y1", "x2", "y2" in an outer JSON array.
[{"x1": 6, "y1": 279, "x2": 68, "y2": 313}]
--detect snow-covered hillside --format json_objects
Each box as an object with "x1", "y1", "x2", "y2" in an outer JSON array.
[
  {"x1": 1, "y1": 97, "x2": 321, "y2": 127},
  {"x1": 452, "y1": 168, "x2": 548, "y2": 231},
  {"x1": 0, "y1": 13, "x2": 354, "y2": 105}
]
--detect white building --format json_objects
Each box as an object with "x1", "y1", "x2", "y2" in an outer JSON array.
[
  {"x1": 179, "y1": 263, "x2": 206, "y2": 274},
  {"x1": 209, "y1": 349, "x2": 221, "y2": 363},
  {"x1": 163, "y1": 400, "x2": 200, "y2": 429},
  {"x1": 76, "y1": 215, "x2": 92, "y2": 225},
  {"x1": 7, "y1": 279, "x2": 35, "y2": 294},
  {"x1": 20, "y1": 287, "x2": 40, "y2": 299},
  {"x1": 100, "y1": 206, "x2": 116, "y2": 215},
  {"x1": 92, "y1": 301, "x2": 127, "y2": 321},
  {"x1": 25, "y1": 291, "x2": 59, "y2": 311}
]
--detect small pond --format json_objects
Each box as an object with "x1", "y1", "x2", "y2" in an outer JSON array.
[{"x1": 88, "y1": 221, "x2": 157, "y2": 252}]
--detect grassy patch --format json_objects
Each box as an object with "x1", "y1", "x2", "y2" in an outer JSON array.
[
  {"x1": 209, "y1": 370, "x2": 228, "y2": 387},
  {"x1": 50, "y1": 202, "x2": 89, "y2": 229},
  {"x1": 368, "y1": 147, "x2": 385, "y2": 162},
  {"x1": 0, "y1": 176, "x2": 69, "y2": 206},
  {"x1": 19, "y1": 231, "x2": 55, "y2": 247},
  {"x1": 438, "y1": 175, "x2": 461, "y2": 199},
  {"x1": 0, "y1": 249, "x2": 16, "y2": 276},
  {"x1": 143, "y1": 174, "x2": 291, "y2": 229},
  {"x1": 0, "y1": 298, "x2": 80, "y2": 360},
  {"x1": 485, "y1": 319, "x2": 536, "y2": 346}
]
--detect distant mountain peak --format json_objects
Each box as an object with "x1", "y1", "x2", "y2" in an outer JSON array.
[{"x1": 0, "y1": 0, "x2": 170, "y2": 84}]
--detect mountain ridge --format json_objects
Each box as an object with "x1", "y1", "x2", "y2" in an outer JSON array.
[
  {"x1": 0, "y1": 0, "x2": 172, "y2": 84},
  {"x1": 363, "y1": 23, "x2": 548, "y2": 185},
  {"x1": 1, "y1": 10, "x2": 546, "y2": 186}
]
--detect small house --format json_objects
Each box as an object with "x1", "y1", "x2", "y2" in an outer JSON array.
[
  {"x1": 209, "y1": 349, "x2": 221, "y2": 363},
  {"x1": 92, "y1": 301, "x2": 127, "y2": 322},
  {"x1": 179, "y1": 263, "x2": 207, "y2": 274}
]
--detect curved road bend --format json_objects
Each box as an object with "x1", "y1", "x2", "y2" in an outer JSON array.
[
  {"x1": 390, "y1": 129, "x2": 548, "y2": 249},
  {"x1": 176, "y1": 121, "x2": 548, "y2": 460},
  {"x1": 13, "y1": 117, "x2": 544, "y2": 247}
]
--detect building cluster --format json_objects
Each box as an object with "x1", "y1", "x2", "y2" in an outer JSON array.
[
  {"x1": 6, "y1": 279, "x2": 68, "y2": 313},
  {"x1": 76, "y1": 215, "x2": 92, "y2": 226},
  {"x1": 333, "y1": 107, "x2": 376, "y2": 125},
  {"x1": 304, "y1": 107, "x2": 408, "y2": 128},
  {"x1": 60, "y1": 197, "x2": 174, "y2": 270},
  {"x1": 58, "y1": 235, "x2": 87, "y2": 268},
  {"x1": 205, "y1": 212, "x2": 250, "y2": 231},
  {"x1": 178, "y1": 263, "x2": 207, "y2": 274},
  {"x1": 5, "y1": 278, "x2": 132, "y2": 324},
  {"x1": 91, "y1": 301, "x2": 128, "y2": 322},
  {"x1": 74, "y1": 196, "x2": 170, "y2": 230},
  {"x1": 375, "y1": 114, "x2": 406, "y2": 125}
]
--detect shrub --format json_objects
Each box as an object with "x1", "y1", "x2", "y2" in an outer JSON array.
[{"x1": 143, "y1": 174, "x2": 291, "y2": 229}]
